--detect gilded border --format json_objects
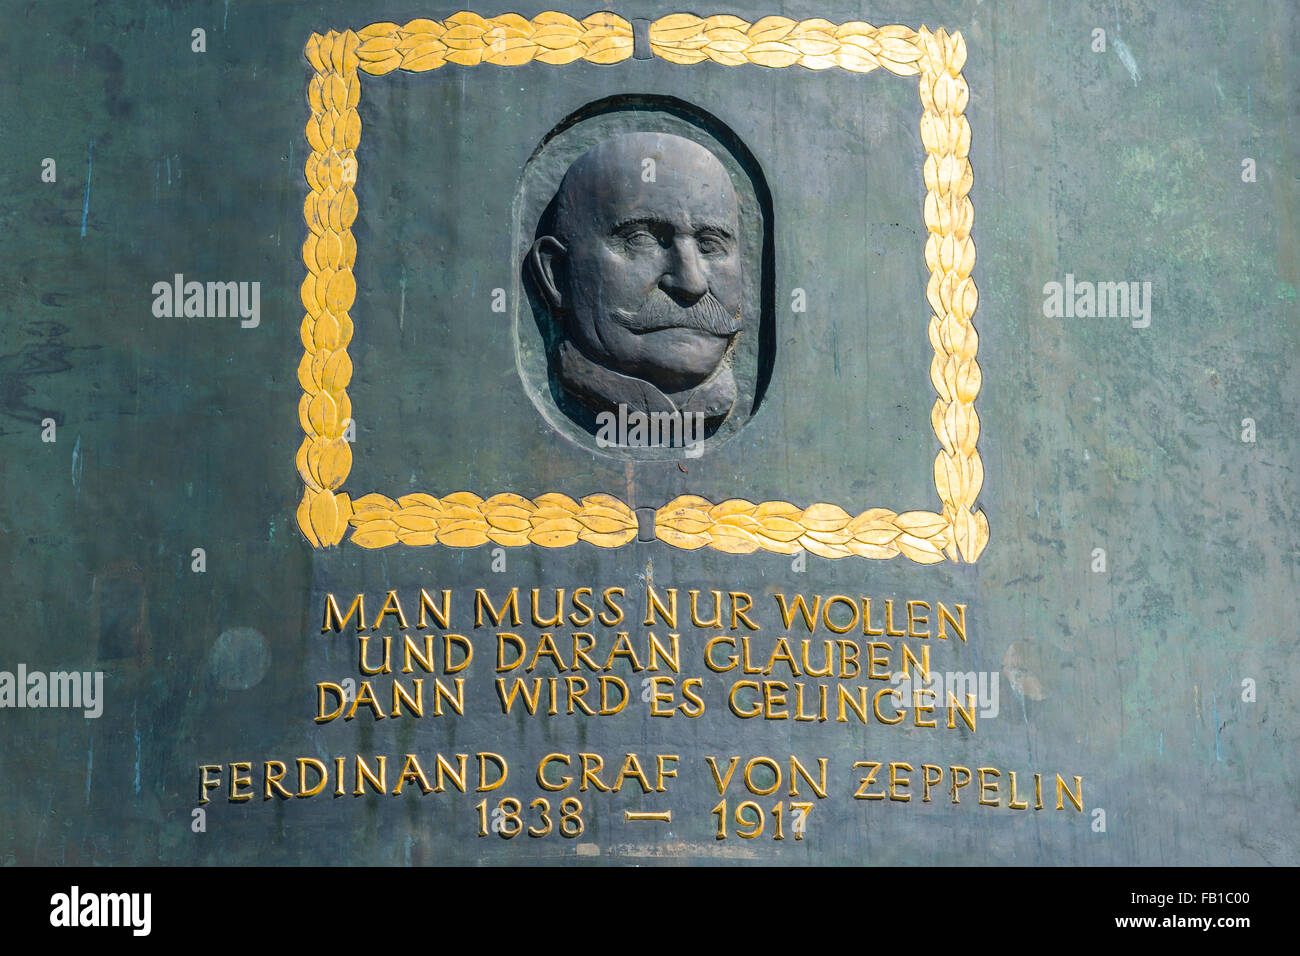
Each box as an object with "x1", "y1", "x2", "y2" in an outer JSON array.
[{"x1": 296, "y1": 12, "x2": 987, "y2": 563}]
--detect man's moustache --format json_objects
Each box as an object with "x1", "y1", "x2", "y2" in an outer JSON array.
[{"x1": 613, "y1": 290, "x2": 741, "y2": 336}]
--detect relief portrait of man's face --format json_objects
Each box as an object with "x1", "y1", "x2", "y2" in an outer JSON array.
[{"x1": 528, "y1": 132, "x2": 745, "y2": 435}]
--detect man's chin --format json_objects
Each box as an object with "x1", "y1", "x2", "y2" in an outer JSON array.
[{"x1": 624, "y1": 326, "x2": 733, "y2": 391}]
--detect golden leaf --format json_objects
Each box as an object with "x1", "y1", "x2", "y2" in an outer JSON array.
[
  {"x1": 530, "y1": 24, "x2": 583, "y2": 47},
  {"x1": 650, "y1": 14, "x2": 707, "y2": 42},
  {"x1": 438, "y1": 527, "x2": 490, "y2": 548},
  {"x1": 585, "y1": 36, "x2": 634, "y2": 64},
  {"x1": 847, "y1": 542, "x2": 901, "y2": 560},
  {"x1": 304, "y1": 33, "x2": 326, "y2": 72},
  {"x1": 838, "y1": 33, "x2": 882, "y2": 56},
  {"x1": 484, "y1": 492, "x2": 533, "y2": 510},
  {"x1": 533, "y1": 492, "x2": 578, "y2": 510},
  {"x1": 753, "y1": 535, "x2": 803, "y2": 555},
  {"x1": 705, "y1": 525, "x2": 761, "y2": 554},
  {"x1": 801, "y1": 538, "x2": 854, "y2": 560},
  {"x1": 309, "y1": 490, "x2": 340, "y2": 545},
  {"x1": 485, "y1": 504, "x2": 534, "y2": 523},
  {"x1": 747, "y1": 41, "x2": 801, "y2": 68},
  {"x1": 581, "y1": 12, "x2": 632, "y2": 31},
  {"x1": 714, "y1": 513, "x2": 762, "y2": 533},
  {"x1": 295, "y1": 436, "x2": 314, "y2": 486},
  {"x1": 403, "y1": 50, "x2": 449, "y2": 72},
  {"x1": 352, "y1": 527, "x2": 400, "y2": 549},
  {"x1": 799, "y1": 502, "x2": 852, "y2": 531},
  {"x1": 954, "y1": 508, "x2": 977, "y2": 562},
  {"x1": 321, "y1": 348, "x2": 352, "y2": 391},
  {"x1": 853, "y1": 527, "x2": 902, "y2": 546},
  {"x1": 485, "y1": 40, "x2": 538, "y2": 67},
  {"x1": 443, "y1": 491, "x2": 485, "y2": 506},
  {"x1": 788, "y1": 35, "x2": 838, "y2": 57},
  {"x1": 398, "y1": 505, "x2": 443, "y2": 519},
  {"x1": 393, "y1": 513, "x2": 439, "y2": 532},
  {"x1": 535, "y1": 45, "x2": 587, "y2": 65},
  {"x1": 878, "y1": 57, "x2": 921, "y2": 77},
  {"x1": 663, "y1": 494, "x2": 712, "y2": 511},
  {"x1": 529, "y1": 527, "x2": 581, "y2": 548},
  {"x1": 834, "y1": 52, "x2": 880, "y2": 73},
  {"x1": 399, "y1": 531, "x2": 438, "y2": 547},
  {"x1": 296, "y1": 351, "x2": 317, "y2": 395},
  {"x1": 707, "y1": 499, "x2": 755, "y2": 518},
  {"x1": 895, "y1": 533, "x2": 946, "y2": 564},
  {"x1": 965, "y1": 454, "x2": 985, "y2": 504},
  {"x1": 337, "y1": 187, "x2": 358, "y2": 228},
  {"x1": 296, "y1": 493, "x2": 319, "y2": 547},
  {"x1": 443, "y1": 24, "x2": 488, "y2": 44},
  {"x1": 531, "y1": 11, "x2": 582, "y2": 29},
  {"x1": 350, "y1": 494, "x2": 397, "y2": 518},
  {"x1": 324, "y1": 270, "x2": 355, "y2": 315},
  {"x1": 655, "y1": 526, "x2": 709, "y2": 550},
  {"x1": 664, "y1": 508, "x2": 712, "y2": 527},
  {"x1": 356, "y1": 35, "x2": 400, "y2": 58},
  {"x1": 702, "y1": 26, "x2": 748, "y2": 45},
  {"x1": 948, "y1": 31, "x2": 968, "y2": 73},
  {"x1": 748, "y1": 16, "x2": 796, "y2": 42},
  {"x1": 934, "y1": 452, "x2": 959, "y2": 506},
  {"x1": 486, "y1": 514, "x2": 531, "y2": 534},
  {"x1": 805, "y1": 528, "x2": 855, "y2": 546},
  {"x1": 797, "y1": 54, "x2": 837, "y2": 71},
  {"x1": 969, "y1": 510, "x2": 990, "y2": 561},
  {"x1": 307, "y1": 390, "x2": 338, "y2": 438},
  {"x1": 955, "y1": 357, "x2": 982, "y2": 404},
  {"x1": 579, "y1": 528, "x2": 638, "y2": 548},
  {"x1": 358, "y1": 54, "x2": 401, "y2": 75},
  {"x1": 582, "y1": 492, "x2": 629, "y2": 510},
  {"x1": 357, "y1": 22, "x2": 401, "y2": 40},
  {"x1": 661, "y1": 516, "x2": 713, "y2": 535},
  {"x1": 834, "y1": 21, "x2": 877, "y2": 38},
  {"x1": 441, "y1": 504, "x2": 486, "y2": 523},
  {"x1": 755, "y1": 516, "x2": 804, "y2": 541},
  {"x1": 444, "y1": 48, "x2": 484, "y2": 67},
  {"x1": 581, "y1": 505, "x2": 634, "y2": 525},
  {"x1": 576, "y1": 514, "x2": 631, "y2": 535},
  {"x1": 397, "y1": 493, "x2": 441, "y2": 509},
  {"x1": 876, "y1": 25, "x2": 918, "y2": 40},
  {"x1": 401, "y1": 19, "x2": 445, "y2": 37},
  {"x1": 316, "y1": 439, "x2": 351, "y2": 490},
  {"x1": 896, "y1": 511, "x2": 949, "y2": 537}
]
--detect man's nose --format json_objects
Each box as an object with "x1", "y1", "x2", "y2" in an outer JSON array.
[{"x1": 660, "y1": 239, "x2": 709, "y2": 302}]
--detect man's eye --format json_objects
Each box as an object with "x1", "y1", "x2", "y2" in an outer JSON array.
[
  {"x1": 621, "y1": 229, "x2": 665, "y2": 251},
  {"x1": 697, "y1": 234, "x2": 727, "y2": 254}
]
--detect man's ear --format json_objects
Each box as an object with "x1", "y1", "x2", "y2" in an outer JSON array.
[{"x1": 528, "y1": 236, "x2": 567, "y2": 311}]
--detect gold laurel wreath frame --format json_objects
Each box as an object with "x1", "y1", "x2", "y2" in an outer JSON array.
[{"x1": 297, "y1": 11, "x2": 988, "y2": 564}]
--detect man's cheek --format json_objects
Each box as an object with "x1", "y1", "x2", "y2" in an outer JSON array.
[{"x1": 713, "y1": 274, "x2": 743, "y2": 313}]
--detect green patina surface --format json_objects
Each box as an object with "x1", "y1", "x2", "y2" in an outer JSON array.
[{"x1": 0, "y1": 0, "x2": 1295, "y2": 865}]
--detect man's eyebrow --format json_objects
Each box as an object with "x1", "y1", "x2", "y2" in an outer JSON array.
[
  {"x1": 607, "y1": 216, "x2": 735, "y2": 238},
  {"x1": 609, "y1": 216, "x2": 672, "y2": 233},
  {"x1": 691, "y1": 220, "x2": 735, "y2": 237}
]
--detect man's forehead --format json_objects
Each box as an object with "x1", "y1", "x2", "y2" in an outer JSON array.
[
  {"x1": 559, "y1": 133, "x2": 738, "y2": 230},
  {"x1": 596, "y1": 186, "x2": 738, "y2": 232}
]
